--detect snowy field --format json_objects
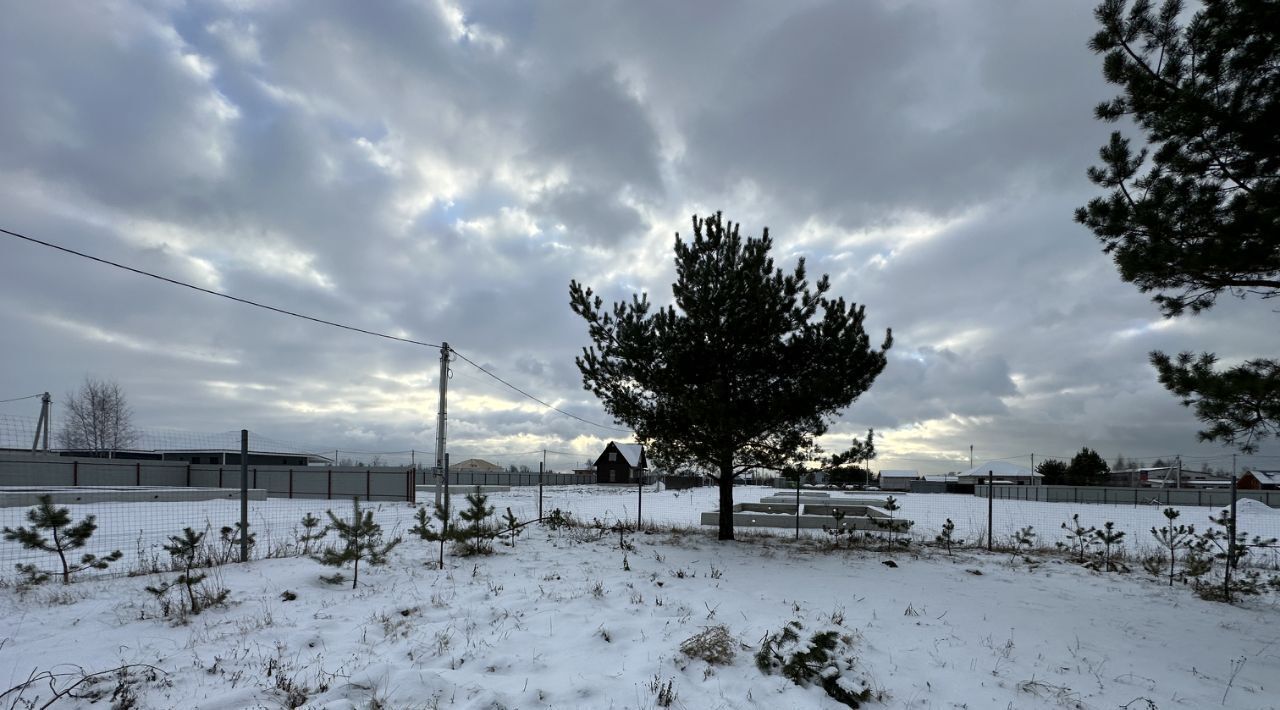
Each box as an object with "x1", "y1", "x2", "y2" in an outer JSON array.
[
  {"x1": 3, "y1": 486, "x2": 1279, "y2": 579},
  {"x1": 1, "y1": 522, "x2": 1279, "y2": 709}
]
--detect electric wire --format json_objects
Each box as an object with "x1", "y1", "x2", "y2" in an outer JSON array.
[
  {"x1": 1, "y1": 226, "x2": 444, "y2": 349},
  {"x1": 0, "y1": 393, "x2": 44, "y2": 404},
  {"x1": 450, "y1": 348, "x2": 631, "y2": 434},
  {"x1": 1, "y1": 225, "x2": 626, "y2": 433}
]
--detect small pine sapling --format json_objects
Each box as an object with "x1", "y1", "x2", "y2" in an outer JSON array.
[
  {"x1": 455, "y1": 488, "x2": 496, "y2": 556},
  {"x1": 755, "y1": 620, "x2": 873, "y2": 708},
  {"x1": 1058, "y1": 514, "x2": 1097, "y2": 563},
  {"x1": 823, "y1": 509, "x2": 849, "y2": 549},
  {"x1": 217, "y1": 522, "x2": 256, "y2": 564},
  {"x1": 316, "y1": 498, "x2": 402, "y2": 588},
  {"x1": 410, "y1": 502, "x2": 455, "y2": 568},
  {"x1": 145, "y1": 527, "x2": 228, "y2": 615},
  {"x1": 297, "y1": 513, "x2": 327, "y2": 556},
  {"x1": 1089, "y1": 521, "x2": 1128, "y2": 573},
  {"x1": 1198, "y1": 509, "x2": 1278, "y2": 602},
  {"x1": 935, "y1": 518, "x2": 960, "y2": 555},
  {"x1": 872, "y1": 496, "x2": 910, "y2": 550},
  {"x1": 1150, "y1": 508, "x2": 1195, "y2": 587},
  {"x1": 1014, "y1": 526, "x2": 1037, "y2": 560},
  {"x1": 501, "y1": 507, "x2": 522, "y2": 547},
  {"x1": 2, "y1": 494, "x2": 122, "y2": 584}
]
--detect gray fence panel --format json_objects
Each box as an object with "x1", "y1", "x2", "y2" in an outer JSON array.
[{"x1": 975, "y1": 484, "x2": 1279, "y2": 508}]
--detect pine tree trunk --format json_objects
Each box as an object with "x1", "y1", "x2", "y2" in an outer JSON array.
[
  {"x1": 716, "y1": 453, "x2": 735, "y2": 541},
  {"x1": 52, "y1": 526, "x2": 70, "y2": 585}
]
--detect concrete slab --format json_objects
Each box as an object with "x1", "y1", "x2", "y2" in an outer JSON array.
[
  {"x1": 758, "y1": 496, "x2": 889, "y2": 507},
  {"x1": 0, "y1": 486, "x2": 268, "y2": 508},
  {"x1": 415, "y1": 485, "x2": 511, "y2": 496},
  {"x1": 699, "y1": 511, "x2": 912, "y2": 531}
]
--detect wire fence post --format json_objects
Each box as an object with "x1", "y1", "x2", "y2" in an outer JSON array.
[
  {"x1": 1226, "y1": 474, "x2": 1238, "y2": 602},
  {"x1": 795, "y1": 476, "x2": 801, "y2": 540},
  {"x1": 538, "y1": 461, "x2": 544, "y2": 519},
  {"x1": 637, "y1": 473, "x2": 643, "y2": 529},
  {"x1": 239, "y1": 429, "x2": 249, "y2": 563},
  {"x1": 986, "y1": 471, "x2": 994, "y2": 552},
  {"x1": 443, "y1": 453, "x2": 451, "y2": 522}
]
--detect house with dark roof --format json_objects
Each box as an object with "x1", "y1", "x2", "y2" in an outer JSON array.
[{"x1": 594, "y1": 442, "x2": 646, "y2": 484}]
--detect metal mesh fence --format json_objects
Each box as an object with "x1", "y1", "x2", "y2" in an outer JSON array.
[{"x1": 4, "y1": 439, "x2": 1280, "y2": 585}]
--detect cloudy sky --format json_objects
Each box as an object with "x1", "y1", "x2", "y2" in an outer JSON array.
[{"x1": 1, "y1": 0, "x2": 1275, "y2": 474}]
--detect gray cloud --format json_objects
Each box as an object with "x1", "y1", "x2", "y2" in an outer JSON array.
[{"x1": 0, "y1": 0, "x2": 1275, "y2": 474}]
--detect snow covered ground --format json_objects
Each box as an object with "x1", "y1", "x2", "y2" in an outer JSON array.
[
  {"x1": 1, "y1": 518, "x2": 1278, "y2": 709},
  {"x1": 3, "y1": 486, "x2": 1278, "y2": 578}
]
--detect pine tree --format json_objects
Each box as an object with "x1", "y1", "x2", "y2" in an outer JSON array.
[
  {"x1": 1035, "y1": 459, "x2": 1069, "y2": 486},
  {"x1": 409, "y1": 502, "x2": 456, "y2": 568},
  {"x1": 872, "y1": 496, "x2": 910, "y2": 549},
  {"x1": 1076, "y1": 0, "x2": 1280, "y2": 453},
  {"x1": 2, "y1": 494, "x2": 122, "y2": 584},
  {"x1": 217, "y1": 522, "x2": 256, "y2": 564},
  {"x1": 501, "y1": 507, "x2": 522, "y2": 548},
  {"x1": 455, "y1": 488, "x2": 496, "y2": 556},
  {"x1": 297, "y1": 513, "x2": 327, "y2": 556},
  {"x1": 315, "y1": 498, "x2": 402, "y2": 588},
  {"x1": 1059, "y1": 514, "x2": 1098, "y2": 562},
  {"x1": 1199, "y1": 508, "x2": 1278, "y2": 602},
  {"x1": 1150, "y1": 507, "x2": 1196, "y2": 586},
  {"x1": 145, "y1": 527, "x2": 227, "y2": 615},
  {"x1": 1090, "y1": 521, "x2": 1128, "y2": 572},
  {"x1": 935, "y1": 518, "x2": 960, "y2": 555},
  {"x1": 1066, "y1": 448, "x2": 1110, "y2": 486},
  {"x1": 570, "y1": 212, "x2": 892, "y2": 540},
  {"x1": 1014, "y1": 526, "x2": 1037, "y2": 553}
]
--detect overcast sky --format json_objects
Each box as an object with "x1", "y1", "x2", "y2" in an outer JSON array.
[{"x1": 1, "y1": 0, "x2": 1275, "y2": 474}]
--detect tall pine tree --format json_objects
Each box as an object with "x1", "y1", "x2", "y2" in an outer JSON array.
[
  {"x1": 570, "y1": 212, "x2": 891, "y2": 540},
  {"x1": 1076, "y1": 0, "x2": 1280, "y2": 452}
]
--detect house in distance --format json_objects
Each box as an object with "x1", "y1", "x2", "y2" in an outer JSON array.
[{"x1": 594, "y1": 442, "x2": 646, "y2": 484}]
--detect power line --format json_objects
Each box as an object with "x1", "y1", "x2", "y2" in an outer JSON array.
[
  {"x1": 450, "y1": 348, "x2": 631, "y2": 434},
  {"x1": 0, "y1": 226, "x2": 443, "y2": 350},
  {"x1": 0, "y1": 393, "x2": 44, "y2": 404},
  {"x1": 2, "y1": 225, "x2": 629, "y2": 433}
]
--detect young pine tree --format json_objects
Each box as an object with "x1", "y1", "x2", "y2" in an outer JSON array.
[
  {"x1": 1058, "y1": 514, "x2": 1097, "y2": 563},
  {"x1": 217, "y1": 522, "x2": 256, "y2": 564},
  {"x1": 410, "y1": 502, "x2": 456, "y2": 568},
  {"x1": 145, "y1": 527, "x2": 227, "y2": 615},
  {"x1": 1090, "y1": 521, "x2": 1128, "y2": 573},
  {"x1": 316, "y1": 498, "x2": 402, "y2": 588},
  {"x1": 2, "y1": 494, "x2": 122, "y2": 584},
  {"x1": 455, "y1": 488, "x2": 497, "y2": 556},
  {"x1": 872, "y1": 496, "x2": 910, "y2": 550},
  {"x1": 501, "y1": 507, "x2": 522, "y2": 548},
  {"x1": 1150, "y1": 508, "x2": 1195, "y2": 587},
  {"x1": 297, "y1": 513, "x2": 327, "y2": 556},
  {"x1": 935, "y1": 518, "x2": 960, "y2": 555}
]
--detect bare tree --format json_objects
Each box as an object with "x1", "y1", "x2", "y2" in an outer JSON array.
[{"x1": 56, "y1": 377, "x2": 139, "y2": 453}]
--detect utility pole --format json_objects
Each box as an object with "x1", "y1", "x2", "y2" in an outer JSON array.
[
  {"x1": 30, "y1": 392, "x2": 51, "y2": 453},
  {"x1": 969, "y1": 445, "x2": 974, "y2": 470},
  {"x1": 1176, "y1": 455, "x2": 1182, "y2": 489},
  {"x1": 434, "y1": 342, "x2": 451, "y2": 507}
]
